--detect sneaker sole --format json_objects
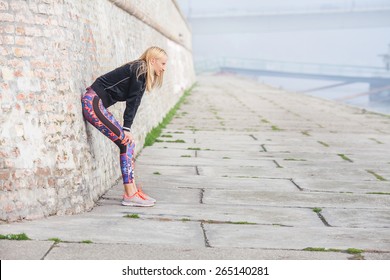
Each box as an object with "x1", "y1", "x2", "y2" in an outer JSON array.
[{"x1": 121, "y1": 201, "x2": 155, "y2": 207}]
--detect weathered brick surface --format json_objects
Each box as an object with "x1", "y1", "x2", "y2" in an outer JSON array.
[{"x1": 0, "y1": 0, "x2": 195, "y2": 222}]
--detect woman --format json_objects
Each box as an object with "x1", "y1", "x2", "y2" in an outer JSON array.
[{"x1": 81, "y1": 46, "x2": 168, "y2": 207}]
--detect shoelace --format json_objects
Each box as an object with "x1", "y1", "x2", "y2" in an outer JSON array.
[
  {"x1": 137, "y1": 189, "x2": 149, "y2": 200},
  {"x1": 123, "y1": 190, "x2": 150, "y2": 201},
  {"x1": 124, "y1": 191, "x2": 142, "y2": 199}
]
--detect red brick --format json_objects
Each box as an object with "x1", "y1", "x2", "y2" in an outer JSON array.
[
  {"x1": 10, "y1": 147, "x2": 21, "y2": 158},
  {"x1": 12, "y1": 47, "x2": 32, "y2": 57},
  {"x1": 35, "y1": 167, "x2": 51, "y2": 176},
  {"x1": 0, "y1": 82, "x2": 10, "y2": 91},
  {"x1": 0, "y1": 35, "x2": 14, "y2": 44},
  {"x1": 47, "y1": 177, "x2": 56, "y2": 187},
  {"x1": 2, "y1": 179, "x2": 13, "y2": 191},
  {"x1": 38, "y1": 3, "x2": 54, "y2": 15},
  {"x1": 25, "y1": 26, "x2": 42, "y2": 37},
  {"x1": 34, "y1": 14, "x2": 50, "y2": 25},
  {"x1": 15, "y1": 26, "x2": 25, "y2": 35},
  {"x1": 10, "y1": 1, "x2": 29, "y2": 11},
  {"x1": 0, "y1": 1, "x2": 9, "y2": 11},
  {"x1": 16, "y1": 93, "x2": 25, "y2": 100},
  {"x1": 7, "y1": 58, "x2": 24, "y2": 68},
  {"x1": 4, "y1": 203, "x2": 15, "y2": 213},
  {"x1": 14, "y1": 69, "x2": 23, "y2": 77},
  {"x1": 0, "y1": 170, "x2": 10, "y2": 180},
  {"x1": 0, "y1": 45, "x2": 10, "y2": 56},
  {"x1": 0, "y1": 24, "x2": 14, "y2": 34},
  {"x1": 36, "y1": 177, "x2": 48, "y2": 188},
  {"x1": 0, "y1": 13, "x2": 14, "y2": 21},
  {"x1": 15, "y1": 13, "x2": 34, "y2": 24}
]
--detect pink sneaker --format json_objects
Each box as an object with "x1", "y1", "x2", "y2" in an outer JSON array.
[
  {"x1": 138, "y1": 187, "x2": 157, "y2": 203},
  {"x1": 121, "y1": 191, "x2": 154, "y2": 207}
]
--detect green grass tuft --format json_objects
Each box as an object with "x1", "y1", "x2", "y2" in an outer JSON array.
[
  {"x1": 366, "y1": 170, "x2": 387, "y2": 181},
  {"x1": 318, "y1": 141, "x2": 329, "y2": 147},
  {"x1": 346, "y1": 248, "x2": 364, "y2": 254},
  {"x1": 144, "y1": 84, "x2": 195, "y2": 147},
  {"x1": 48, "y1": 237, "x2": 62, "y2": 243},
  {"x1": 81, "y1": 240, "x2": 93, "y2": 244},
  {"x1": 369, "y1": 138, "x2": 383, "y2": 144},
  {"x1": 124, "y1": 214, "x2": 140, "y2": 219},
  {"x1": 187, "y1": 147, "x2": 201, "y2": 150},
  {"x1": 0, "y1": 233, "x2": 30, "y2": 240},
  {"x1": 337, "y1": 154, "x2": 353, "y2": 162},
  {"x1": 312, "y1": 207, "x2": 322, "y2": 213},
  {"x1": 166, "y1": 139, "x2": 185, "y2": 143},
  {"x1": 366, "y1": 192, "x2": 390, "y2": 195},
  {"x1": 303, "y1": 247, "x2": 326, "y2": 252},
  {"x1": 303, "y1": 247, "x2": 341, "y2": 252},
  {"x1": 271, "y1": 125, "x2": 282, "y2": 131},
  {"x1": 284, "y1": 158, "x2": 307, "y2": 161},
  {"x1": 228, "y1": 221, "x2": 256, "y2": 225}
]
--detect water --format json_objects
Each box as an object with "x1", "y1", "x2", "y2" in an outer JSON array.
[{"x1": 257, "y1": 76, "x2": 390, "y2": 115}]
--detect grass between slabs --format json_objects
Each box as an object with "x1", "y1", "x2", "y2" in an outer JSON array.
[{"x1": 144, "y1": 84, "x2": 196, "y2": 147}]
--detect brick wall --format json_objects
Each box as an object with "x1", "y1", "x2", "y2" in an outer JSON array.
[{"x1": 0, "y1": 0, "x2": 195, "y2": 222}]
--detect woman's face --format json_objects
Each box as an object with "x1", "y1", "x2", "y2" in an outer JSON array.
[{"x1": 152, "y1": 55, "x2": 168, "y2": 77}]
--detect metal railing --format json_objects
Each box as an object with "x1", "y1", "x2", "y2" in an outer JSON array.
[
  {"x1": 188, "y1": 0, "x2": 390, "y2": 18},
  {"x1": 195, "y1": 57, "x2": 390, "y2": 79}
]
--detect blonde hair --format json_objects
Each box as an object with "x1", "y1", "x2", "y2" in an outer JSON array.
[{"x1": 135, "y1": 46, "x2": 167, "y2": 92}]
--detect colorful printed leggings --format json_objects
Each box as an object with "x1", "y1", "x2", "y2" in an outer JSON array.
[{"x1": 81, "y1": 87, "x2": 135, "y2": 184}]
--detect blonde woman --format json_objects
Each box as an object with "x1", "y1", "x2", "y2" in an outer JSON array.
[{"x1": 81, "y1": 46, "x2": 168, "y2": 207}]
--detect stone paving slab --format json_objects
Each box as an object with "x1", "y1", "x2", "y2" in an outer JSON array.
[
  {"x1": 90, "y1": 201, "x2": 323, "y2": 228},
  {"x1": 137, "y1": 156, "x2": 278, "y2": 168},
  {"x1": 1, "y1": 74, "x2": 389, "y2": 260},
  {"x1": 321, "y1": 208, "x2": 390, "y2": 228},
  {"x1": 0, "y1": 240, "x2": 54, "y2": 260},
  {"x1": 150, "y1": 141, "x2": 263, "y2": 152},
  {"x1": 293, "y1": 178, "x2": 390, "y2": 194},
  {"x1": 0, "y1": 217, "x2": 205, "y2": 246},
  {"x1": 44, "y1": 242, "x2": 351, "y2": 260},
  {"x1": 364, "y1": 253, "x2": 390, "y2": 260},
  {"x1": 141, "y1": 148, "x2": 266, "y2": 162},
  {"x1": 197, "y1": 166, "x2": 377, "y2": 181},
  {"x1": 103, "y1": 185, "x2": 202, "y2": 205},
  {"x1": 133, "y1": 164, "x2": 198, "y2": 177},
  {"x1": 138, "y1": 148, "x2": 197, "y2": 158},
  {"x1": 202, "y1": 189, "x2": 390, "y2": 209},
  {"x1": 132, "y1": 175, "x2": 298, "y2": 192},
  {"x1": 277, "y1": 154, "x2": 389, "y2": 165},
  {"x1": 204, "y1": 224, "x2": 390, "y2": 251}
]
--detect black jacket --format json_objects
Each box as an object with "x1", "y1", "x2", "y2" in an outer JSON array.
[{"x1": 91, "y1": 60, "x2": 146, "y2": 130}]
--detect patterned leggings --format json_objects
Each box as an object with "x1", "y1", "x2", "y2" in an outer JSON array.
[{"x1": 81, "y1": 87, "x2": 135, "y2": 184}]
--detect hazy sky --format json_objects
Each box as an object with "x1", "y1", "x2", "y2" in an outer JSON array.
[{"x1": 177, "y1": 0, "x2": 390, "y2": 67}]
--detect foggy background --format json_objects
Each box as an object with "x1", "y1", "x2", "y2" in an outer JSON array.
[{"x1": 177, "y1": 0, "x2": 390, "y2": 113}]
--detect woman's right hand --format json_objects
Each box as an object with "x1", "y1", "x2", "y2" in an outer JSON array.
[{"x1": 122, "y1": 131, "x2": 134, "y2": 145}]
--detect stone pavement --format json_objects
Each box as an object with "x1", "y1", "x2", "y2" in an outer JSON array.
[{"x1": 1, "y1": 74, "x2": 390, "y2": 260}]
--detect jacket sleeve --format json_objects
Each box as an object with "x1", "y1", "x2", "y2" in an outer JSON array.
[
  {"x1": 123, "y1": 89, "x2": 144, "y2": 129},
  {"x1": 123, "y1": 62, "x2": 146, "y2": 130}
]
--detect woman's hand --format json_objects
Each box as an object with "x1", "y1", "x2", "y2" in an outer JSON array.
[{"x1": 121, "y1": 131, "x2": 134, "y2": 145}]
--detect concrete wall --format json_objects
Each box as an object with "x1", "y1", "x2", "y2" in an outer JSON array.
[{"x1": 0, "y1": 0, "x2": 195, "y2": 222}]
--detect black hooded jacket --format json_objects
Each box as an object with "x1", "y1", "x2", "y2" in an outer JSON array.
[{"x1": 90, "y1": 60, "x2": 146, "y2": 130}]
